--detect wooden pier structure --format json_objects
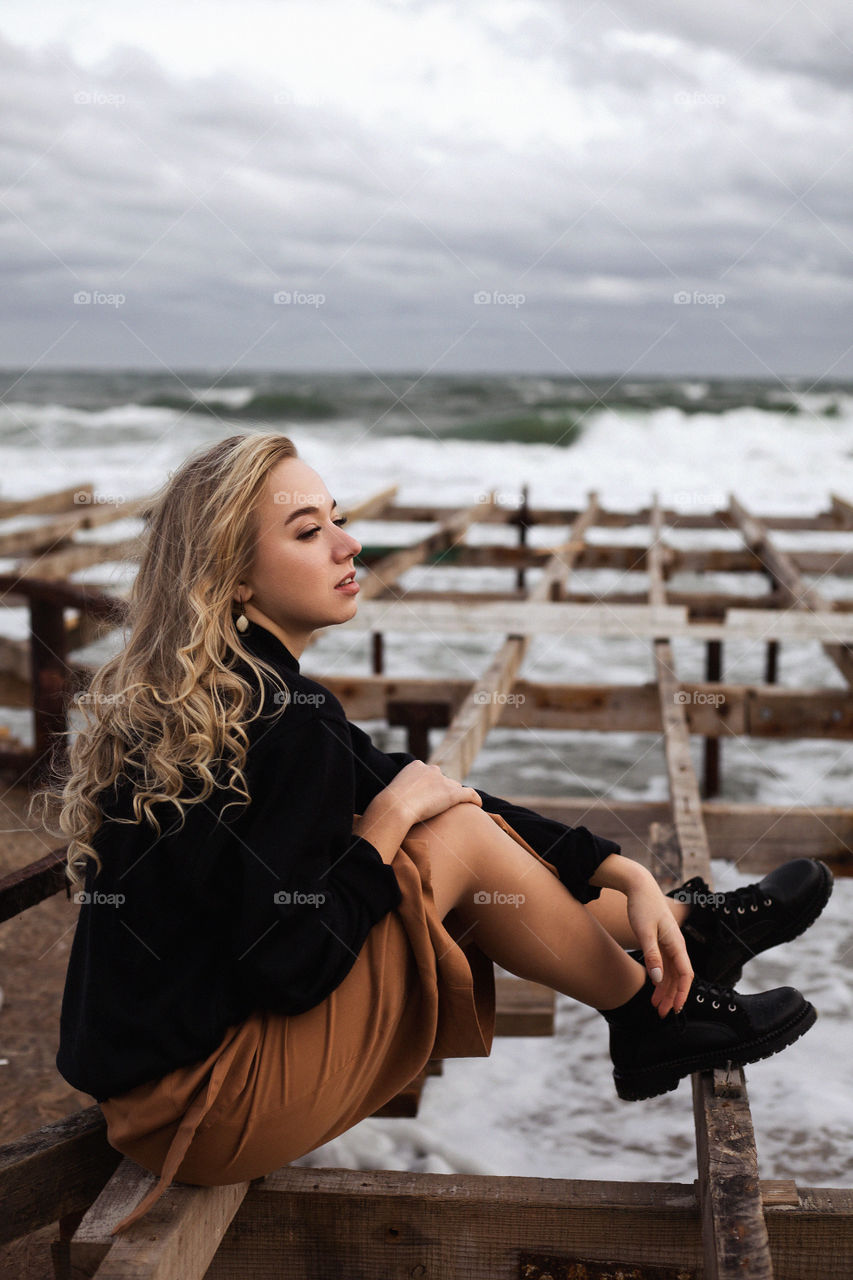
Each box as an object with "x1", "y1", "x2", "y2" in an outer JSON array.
[{"x1": 1, "y1": 481, "x2": 852, "y2": 1278}]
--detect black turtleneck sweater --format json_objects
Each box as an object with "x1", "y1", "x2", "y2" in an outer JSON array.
[{"x1": 56, "y1": 621, "x2": 620, "y2": 1102}]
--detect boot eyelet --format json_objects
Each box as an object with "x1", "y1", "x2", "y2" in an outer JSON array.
[
  {"x1": 723, "y1": 907, "x2": 731, "y2": 914},
  {"x1": 712, "y1": 1000, "x2": 720, "y2": 1009},
  {"x1": 764, "y1": 898, "x2": 772, "y2": 906},
  {"x1": 728, "y1": 1003, "x2": 737, "y2": 1012},
  {"x1": 695, "y1": 993, "x2": 704, "y2": 1003},
  {"x1": 750, "y1": 903, "x2": 758, "y2": 912},
  {"x1": 737, "y1": 906, "x2": 745, "y2": 914}
]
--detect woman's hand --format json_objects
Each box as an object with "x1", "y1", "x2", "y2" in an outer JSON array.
[
  {"x1": 380, "y1": 760, "x2": 482, "y2": 828},
  {"x1": 590, "y1": 855, "x2": 693, "y2": 1017},
  {"x1": 623, "y1": 874, "x2": 694, "y2": 1017},
  {"x1": 353, "y1": 762, "x2": 482, "y2": 865}
]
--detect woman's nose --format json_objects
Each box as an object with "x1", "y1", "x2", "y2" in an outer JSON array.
[{"x1": 336, "y1": 526, "x2": 362, "y2": 558}]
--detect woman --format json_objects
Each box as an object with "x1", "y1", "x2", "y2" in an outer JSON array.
[{"x1": 49, "y1": 433, "x2": 831, "y2": 1233}]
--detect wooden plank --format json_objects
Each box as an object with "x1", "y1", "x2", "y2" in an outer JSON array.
[
  {"x1": 344, "y1": 599, "x2": 853, "y2": 641},
  {"x1": 70, "y1": 1157, "x2": 249, "y2": 1280},
  {"x1": 693, "y1": 1069, "x2": 773, "y2": 1279},
  {"x1": 493, "y1": 976, "x2": 554, "y2": 1036},
  {"x1": 728, "y1": 495, "x2": 853, "y2": 687},
  {"x1": 0, "y1": 847, "x2": 67, "y2": 922},
  {"x1": 305, "y1": 675, "x2": 853, "y2": 739},
  {"x1": 342, "y1": 483, "x2": 398, "y2": 522},
  {"x1": 428, "y1": 495, "x2": 600, "y2": 780},
  {"x1": 16, "y1": 534, "x2": 142, "y2": 580},
  {"x1": 206, "y1": 1168, "x2": 704, "y2": 1280},
  {"x1": 0, "y1": 496, "x2": 149, "y2": 559},
  {"x1": 0, "y1": 1106, "x2": 120, "y2": 1246},
  {"x1": 0, "y1": 484, "x2": 93, "y2": 519},
  {"x1": 647, "y1": 496, "x2": 774, "y2": 1280},
  {"x1": 830, "y1": 492, "x2": 853, "y2": 530},
  {"x1": 358, "y1": 496, "x2": 498, "y2": 601}
]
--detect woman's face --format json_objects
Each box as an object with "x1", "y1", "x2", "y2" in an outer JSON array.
[{"x1": 235, "y1": 456, "x2": 363, "y2": 657}]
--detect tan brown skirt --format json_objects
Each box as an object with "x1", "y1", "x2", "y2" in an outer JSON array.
[{"x1": 100, "y1": 812, "x2": 560, "y2": 1233}]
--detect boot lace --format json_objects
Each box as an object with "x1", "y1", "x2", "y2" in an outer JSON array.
[
  {"x1": 719, "y1": 883, "x2": 774, "y2": 918},
  {"x1": 689, "y1": 980, "x2": 739, "y2": 1014}
]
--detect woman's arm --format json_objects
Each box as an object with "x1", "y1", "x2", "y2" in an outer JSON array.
[
  {"x1": 353, "y1": 760, "x2": 482, "y2": 864},
  {"x1": 590, "y1": 854, "x2": 694, "y2": 1015}
]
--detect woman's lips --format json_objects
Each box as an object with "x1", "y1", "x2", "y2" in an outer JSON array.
[{"x1": 334, "y1": 574, "x2": 359, "y2": 595}]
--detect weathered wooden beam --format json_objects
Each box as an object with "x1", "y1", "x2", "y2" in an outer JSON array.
[
  {"x1": 0, "y1": 484, "x2": 94, "y2": 519},
  {"x1": 0, "y1": 1106, "x2": 119, "y2": 1246},
  {"x1": 306, "y1": 674, "x2": 853, "y2": 740},
  {"x1": 428, "y1": 494, "x2": 599, "y2": 780},
  {"x1": 206, "y1": 1168, "x2": 704, "y2": 1279},
  {"x1": 648, "y1": 495, "x2": 774, "y2": 1280},
  {"x1": 342, "y1": 483, "x2": 398, "y2": 522},
  {"x1": 0, "y1": 847, "x2": 67, "y2": 922},
  {"x1": 344, "y1": 599, "x2": 853, "y2": 641},
  {"x1": 69, "y1": 1157, "x2": 250, "y2": 1279},
  {"x1": 16, "y1": 534, "x2": 142, "y2": 581},
  {"x1": 728, "y1": 494, "x2": 853, "y2": 688},
  {"x1": 830, "y1": 492, "x2": 853, "y2": 530},
  {"x1": 0, "y1": 496, "x2": 149, "y2": 559},
  {"x1": 358, "y1": 496, "x2": 498, "y2": 601},
  {"x1": 198, "y1": 1169, "x2": 853, "y2": 1280}
]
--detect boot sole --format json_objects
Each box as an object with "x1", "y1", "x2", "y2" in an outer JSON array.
[
  {"x1": 613, "y1": 999, "x2": 817, "y2": 1102},
  {"x1": 707, "y1": 859, "x2": 834, "y2": 987}
]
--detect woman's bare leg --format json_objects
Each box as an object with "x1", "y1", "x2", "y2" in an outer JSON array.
[
  {"x1": 585, "y1": 886, "x2": 690, "y2": 948},
  {"x1": 410, "y1": 803, "x2": 646, "y2": 1011}
]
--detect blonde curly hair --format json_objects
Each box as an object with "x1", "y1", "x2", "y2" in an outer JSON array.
[{"x1": 34, "y1": 432, "x2": 300, "y2": 886}]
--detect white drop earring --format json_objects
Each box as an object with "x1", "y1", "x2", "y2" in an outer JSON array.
[{"x1": 235, "y1": 597, "x2": 249, "y2": 633}]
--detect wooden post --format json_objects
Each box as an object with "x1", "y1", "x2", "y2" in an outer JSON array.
[
  {"x1": 703, "y1": 639, "x2": 722, "y2": 798},
  {"x1": 371, "y1": 631, "x2": 384, "y2": 675},
  {"x1": 29, "y1": 594, "x2": 70, "y2": 780},
  {"x1": 647, "y1": 495, "x2": 775, "y2": 1279},
  {"x1": 515, "y1": 483, "x2": 529, "y2": 592}
]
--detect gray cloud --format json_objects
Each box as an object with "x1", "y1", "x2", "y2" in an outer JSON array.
[{"x1": 0, "y1": 0, "x2": 851, "y2": 377}]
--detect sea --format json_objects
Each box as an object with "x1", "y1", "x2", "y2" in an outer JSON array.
[{"x1": 2, "y1": 367, "x2": 853, "y2": 1189}]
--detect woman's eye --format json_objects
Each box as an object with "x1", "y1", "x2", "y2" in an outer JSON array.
[{"x1": 296, "y1": 516, "x2": 347, "y2": 541}]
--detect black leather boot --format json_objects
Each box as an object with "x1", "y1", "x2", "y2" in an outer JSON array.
[
  {"x1": 669, "y1": 859, "x2": 833, "y2": 986},
  {"x1": 603, "y1": 975, "x2": 816, "y2": 1102}
]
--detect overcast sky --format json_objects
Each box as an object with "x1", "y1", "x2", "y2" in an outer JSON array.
[{"x1": 1, "y1": 0, "x2": 851, "y2": 378}]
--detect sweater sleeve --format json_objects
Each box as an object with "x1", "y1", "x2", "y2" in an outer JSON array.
[
  {"x1": 229, "y1": 715, "x2": 402, "y2": 1016},
  {"x1": 345, "y1": 721, "x2": 619, "y2": 903},
  {"x1": 467, "y1": 790, "x2": 620, "y2": 903}
]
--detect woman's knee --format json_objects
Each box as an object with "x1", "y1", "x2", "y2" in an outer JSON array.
[{"x1": 409, "y1": 802, "x2": 494, "y2": 906}]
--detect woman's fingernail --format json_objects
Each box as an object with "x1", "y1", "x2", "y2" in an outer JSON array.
[{"x1": 650, "y1": 967, "x2": 663, "y2": 984}]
